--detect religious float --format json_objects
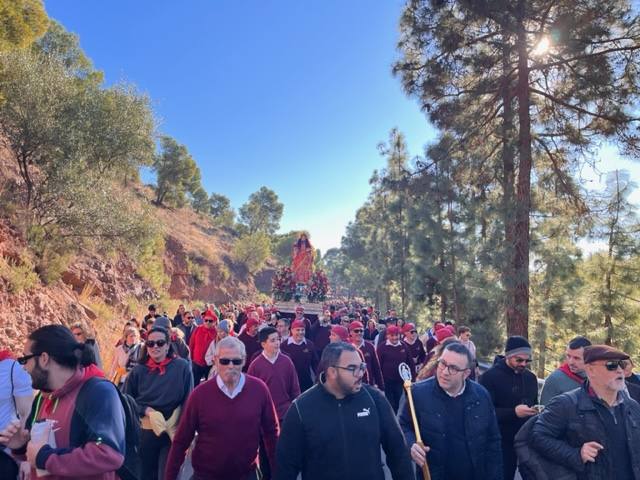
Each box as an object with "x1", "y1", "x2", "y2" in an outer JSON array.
[{"x1": 272, "y1": 233, "x2": 329, "y2": 318}]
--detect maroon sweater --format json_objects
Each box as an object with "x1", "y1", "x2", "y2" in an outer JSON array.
[
  {"x1": 311, "y1": 324, "x2": 331, "y2": 355},
  {"x1": 238, "y1": 331, "x2": 262, "y2": 372},
  {"x1": 280, "y1": 339, "x2": 319, "y2": 392},
  {"x1": 248, "y1": 353, "x2": 301, "y2": 420},
  {"x1": 165, "y1": 375, "x2": 279, "y2": 480},
  {"x1": 404, "y1": 338, "x2": 427, "y2": 370},
  {"x1": 377, "y1": 342, "x2": 415, "y2": 383},
  {"x1": 355, "y1": 340, "x2": 385, "y2": 390}
]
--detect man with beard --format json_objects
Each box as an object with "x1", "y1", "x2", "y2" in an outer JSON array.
[
  {"x1": 480, "y1": 336, "x2": 539, "y2": 480},
  {"x1": 540, "y1": 336, "x2": 591, "y2": 405},
  {"x1": 0, "y1": 325, "x2": 126, "y2": 479},
  {"x1": 165, "y1": 337, "x2": 278, "y2": 480},
  {"x1": 531, "y1": 345, "x2": 640, "y2": 479},
  {"x1": 275, "y1": 342, "x2": 413, "y2": 480}
]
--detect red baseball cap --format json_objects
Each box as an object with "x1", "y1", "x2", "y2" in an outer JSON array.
[
  {"x1": 349, "y1": 321, "x2": 364, "y2": 331},
  {"x1": 330, "y1": 325, "x2": 349, "y2": 342},
  {"x1": 291, "y1": 319, "x2": 306, "y2": 330},
  {"x1": 386, "y1": 325, "x2": 400, "y2": 335},
  {"x1": 402, "y1": 323, "x2": 416, "y2": 334},
  {"x1": 245, "y1": 318, "x2": 259, "y2": 329}
]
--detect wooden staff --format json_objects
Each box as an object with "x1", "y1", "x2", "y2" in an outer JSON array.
[{"x1": 399, "y1": 363, "x2": 431, "y2": 480}]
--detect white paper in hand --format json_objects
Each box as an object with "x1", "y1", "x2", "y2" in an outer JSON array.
[{"x1": 30, "y1": 420, "x2": 57, "y2": 477}]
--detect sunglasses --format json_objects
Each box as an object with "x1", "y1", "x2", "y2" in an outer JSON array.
[
  {"x1": 186, "y1": 316, "x2": 194, "y2": 320},
  {"x1": 218, "y1": 358, "x2": 243, "y2": 366},
  {"x1": 409, "y1": 330, "x2": 417, "y2": 334},
  {"x1": 17, "y1": 353, "x2": 40, "y2": 365},
  {"x1": 204, "y1": 319, "x2": 215, "y2": 324},
  {"x1": 352, "y1": 329, "x2": 364, "y2": 334},
  {"x1": 146, "y1": 340, "x2": 167, "y2": 348},
  {"x1": 513, "y1": 357, "x2": 533, "y2": 364},
  {"x1": 603, "y1": 360, "x2": 628, "y2": 371}
]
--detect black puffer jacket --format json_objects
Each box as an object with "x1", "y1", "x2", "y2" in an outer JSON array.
[{"x1": 530, "y1": 382, "x2": 640, "y2": 480}]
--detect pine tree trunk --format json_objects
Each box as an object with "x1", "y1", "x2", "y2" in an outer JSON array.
[
  {"x1": 501, "y1": 33, "x2": 518, "y2": 335},
  {"x1": 512, "y1": 2, "x2": 532, "y2": 338}
]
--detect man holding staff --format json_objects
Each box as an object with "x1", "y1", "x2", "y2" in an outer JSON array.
[{"x1": 398, "y1": 342, "x2": 503, "y2": 480}]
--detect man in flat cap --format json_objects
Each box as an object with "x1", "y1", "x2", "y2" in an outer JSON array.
[{"x1": 531, "y1": 345, "x2": 640, "y2": 479}]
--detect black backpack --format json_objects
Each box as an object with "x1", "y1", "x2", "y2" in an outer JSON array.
[
  {"x1": 78, "y1": 378, "x2": 141, "y2": 480},
  {"x1": 514, "y1": 414, "x2": 577, "y2": 480}
]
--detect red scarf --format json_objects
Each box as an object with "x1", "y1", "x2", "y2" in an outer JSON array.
[
  {"x1": 559, "y1": 363, "x2": 586, "y2": 384},
  {"x1": 0, "y1": 350, "x2": 14, "y2": 361},
  {"x1": 145, "y1": 356, "x2": 173, "y2": 375}
]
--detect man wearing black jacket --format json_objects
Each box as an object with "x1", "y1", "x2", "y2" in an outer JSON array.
[
  {"x1": 275, "y1": 342, "x2": 413, "y2": 480},
  {"x1": 479, "y1": 336, "x2": 539, "y2": 480}
]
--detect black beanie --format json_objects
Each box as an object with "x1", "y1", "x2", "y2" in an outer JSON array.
[{"x1": 505, "y1": 336, "x2": 532, "y2": 357}]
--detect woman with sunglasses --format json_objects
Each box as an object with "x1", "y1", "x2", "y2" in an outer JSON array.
[{"x1": 124, "y1": 327, "x2": 193, "y2": 480}]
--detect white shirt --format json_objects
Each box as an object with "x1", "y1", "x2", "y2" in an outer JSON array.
[
  {"x1": 0, "y1": 359, "x2": 32, "y2": 430},
  {"x1": 385, "y1": 340, "x2": 402, "y2": 347},
  {"x1": 443, "y1": 380, "x2": 466, "y2": 398},
  {"x1": 287, "y1": 337, "x2": 306, "y2": 346},
  {"x1": 262, "y1": 351, "x2": 280, "y2": 365},
  {"x1": 216, "y1": 373, "x2": 246, "y2": 399}
]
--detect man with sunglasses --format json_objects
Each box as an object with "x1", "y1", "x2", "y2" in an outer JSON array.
[
  {"x1": 399, "y1": 342, "x2": 502, "y2": 480},
  {"x1": 349, "y1": 320, "x2": 385, "y2": 390},
  {"x1": 479, "y1": 335, "x2": 539, "y2": 480},
  {"x1": 1, "y1": 325, "x2": 126, "y2": 479},
  {"x1": 275, "y1": 342, "x2": 413, "y2": 480},
  {"x1": 531, "y1": 345, "x2": 640, "y2": 479},
  {"x1": 402, "y1": 323, "x2": 426, "y2": 374},
  {"x1": 165, "y1": 336, "x2": 278, "y2": 480},
  {"x1": 188, "y1": 309, "x2": 218, "y2": 386}
]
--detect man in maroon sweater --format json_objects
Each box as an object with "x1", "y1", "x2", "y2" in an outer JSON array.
[
  {"x1": 238, "y1": 318, "x2": 261, "y2": 372},
  {"x1": 402, "y1": 322, "x2": 426, "y2": 374},
  {"x1": 376, "y1": 325, "x2": 415, "y2": 412},
  {"x1": 165, "y1": 336, "x2": 278, "y2": 480},
  {"x1": 348, "y1": 321, "x2": 384, "y2": 390},
  {"x1": 248, "y1": 327, "x2": 301, "y2": 421},
  {"x1": 280, "y1": 320, "x2": 319, "y2": 392},
  {"x1": 310, "y1": 311, "x2": 331, "y2": 356},
  {"x1": 248, "y1": 327, "x2": 300, "y2": 480}
]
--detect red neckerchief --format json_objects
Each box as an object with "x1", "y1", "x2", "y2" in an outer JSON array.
[
  {"x1": 0, "y1": 350, "x2": 14, "y2": 361},
  {"x1": 145, "y1": 356, "x2": 173, "y2": 375},
  {"x1": 559, "y1": 363, "x2": 586, "y2": 384}
]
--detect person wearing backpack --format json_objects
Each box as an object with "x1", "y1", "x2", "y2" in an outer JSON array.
[
  {"x1": 530, "y1": 345, "x2": 640, "y2": 480},
  {"x1": 0, "y1": 325, "x2": 126, "y2": 480}
]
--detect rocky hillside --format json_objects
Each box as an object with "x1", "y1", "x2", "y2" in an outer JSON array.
[{"x1": 0, "y1": 153, "x2": 275, "y2": 356}]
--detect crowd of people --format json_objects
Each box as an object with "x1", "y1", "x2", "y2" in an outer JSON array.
[{"x1": 1, "y1": 300, "x2": 640, "y2": 480}]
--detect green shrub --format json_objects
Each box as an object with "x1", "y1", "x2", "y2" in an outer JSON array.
[
  {"x1": 233, "y1": 232, "x2": 271, "y2": 274},
  {"x1": 136, "y1": 233, "x2": 170, "y2": 292},
  {"x1": 0, "y1": 252, "x2": 39, "y2": 293}
]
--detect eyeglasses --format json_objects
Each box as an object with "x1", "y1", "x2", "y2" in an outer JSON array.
[
  {"x1": 218, "y1": 358, "x2": 243, "y2": 366},
  {"x1": 437, "y1": 359, "x2": 468, "y2": 375},
  {"x1": 603, "y1": 360, "x2": 629, "y2": 371},
  {"x1": 146, "y1": 340, "x2": 167, "y2": 348},
  {"x1": 513, "y1": 357, "x2": 533, "y2": 364},
  {"x1": 333, "y1": 363, "x2": 367, "y2": 377},
  {"x1": 352, "y1": 329, "x2": 364, "y2": 334},
  {"x1": 17, "y1": 353, "x2": 40, "y2": 365}
]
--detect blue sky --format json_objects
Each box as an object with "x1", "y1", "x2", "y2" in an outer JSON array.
[
  {"x1": 45, "y1": 0, "x2": 434, "y2": 254},
  {"x1": 45, "y1": 1, "x2": 638, "y2": 255}
]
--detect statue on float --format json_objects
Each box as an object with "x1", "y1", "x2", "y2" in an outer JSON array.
[{"x1": 291, "y1": 232, "x2": 314, "y2": 284}]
